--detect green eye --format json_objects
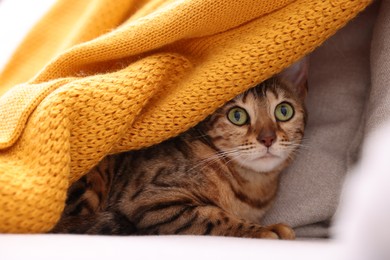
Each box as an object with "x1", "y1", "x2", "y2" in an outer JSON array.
[
  {"x1": 227, "y1": 107, "x2": 249, "y2": 126},
  {"x1": 275, "y1": 102, "x2": 294, "y2": 122}
]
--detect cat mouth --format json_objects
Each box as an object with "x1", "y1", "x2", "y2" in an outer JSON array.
[
  {"x1": 261, "y1": 154, "x2": 278, "y2": 159},
  {"x1": 253, "y1": 152, "x2": 279, "y2": 160}
]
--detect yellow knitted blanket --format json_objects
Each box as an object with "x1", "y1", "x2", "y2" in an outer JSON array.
[{"x1": 0, "y1": 0, "x2": 371, "y2": 233}]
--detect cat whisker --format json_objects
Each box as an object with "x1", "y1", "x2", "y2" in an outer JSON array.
[
  {"x1": 224, "y1": 153, "x2": 247, "y2": 168},
  {"x1": 188, "y1": 145, "x2": 262, "y2": 174},
  {"x1": 279, "y1": 142, "x2": 311, "y2": 151},
  {"x1": 186, "y1": 148, "x2": 243, "y2": 173}
]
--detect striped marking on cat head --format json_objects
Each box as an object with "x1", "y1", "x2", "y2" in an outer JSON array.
[{"x1": 199, "y1": 77, "x2": 306, "y2": 173}]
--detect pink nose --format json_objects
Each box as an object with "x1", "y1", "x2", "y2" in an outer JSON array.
[
  {"x1": 257, "y1": 131, "x2": 276, "y2": 148},
  {"x1": 260, "y1": 136, "x2": 275, "y2": 148}
]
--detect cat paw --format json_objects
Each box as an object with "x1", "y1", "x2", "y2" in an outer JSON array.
[{"x1": 260, "y1": 223, "x2": 295, "y2": 240}]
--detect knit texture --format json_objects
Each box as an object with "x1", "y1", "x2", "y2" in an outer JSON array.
[{"x1": 0, "y1": 0, "x2": 371, "y2": 233}]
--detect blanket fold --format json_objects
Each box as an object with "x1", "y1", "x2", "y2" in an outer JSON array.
[{"x1": 0, "y1": 0, "x2": 371, "y2": 233}]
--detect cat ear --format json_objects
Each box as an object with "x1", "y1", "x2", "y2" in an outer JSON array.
[{"x1": 277, "y1": 57, "x2": 309, "y2": 99}]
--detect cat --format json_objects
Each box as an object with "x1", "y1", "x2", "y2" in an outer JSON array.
[{"x1": 51, "y1": 60, "x2": 308, "y2": 239}]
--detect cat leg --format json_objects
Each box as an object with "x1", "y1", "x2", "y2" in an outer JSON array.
[
  {"x1": 176, "y1": 205, "x2": 295, "y2": 239},
  {"x1": 133, "y1": 204, "x2": 294, "y2": 239}
]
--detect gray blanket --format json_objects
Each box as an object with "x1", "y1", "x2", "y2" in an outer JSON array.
[{"x1": 263, "y1": 0, "x2": 390, "y2": 238}]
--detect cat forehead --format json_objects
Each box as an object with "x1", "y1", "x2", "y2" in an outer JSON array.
[{"x1": 232, "y1": 81, "x2": 291, "y2": 107}]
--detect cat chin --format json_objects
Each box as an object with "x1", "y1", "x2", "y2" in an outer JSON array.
[{"x1": 238, "y1": 156, "x2": 285, "y2": 173}]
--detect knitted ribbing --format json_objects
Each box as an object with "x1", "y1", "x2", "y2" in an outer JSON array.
[{"x1": 0, "y1": 0, "x2": 371, "y2": 233}]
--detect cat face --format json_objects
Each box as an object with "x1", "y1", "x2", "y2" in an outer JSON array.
[{"x1": 201, "y1": 77, "x2": 306, "y2": 173}]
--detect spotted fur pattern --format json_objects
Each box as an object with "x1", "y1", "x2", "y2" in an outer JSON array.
[{"x1": 52, "y1": 77, "x2": 307, "y2": 239}]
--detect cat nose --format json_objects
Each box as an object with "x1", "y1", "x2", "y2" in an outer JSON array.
[{"x1": 258, "y1": 131, "x2": 276, "y2": 148}]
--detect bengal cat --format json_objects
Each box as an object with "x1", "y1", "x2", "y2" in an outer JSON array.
[{"x1": 52, "y1": 60, "x2": 308, "y2": 239}]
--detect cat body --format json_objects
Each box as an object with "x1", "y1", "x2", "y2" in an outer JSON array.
[{"x1": 52, "y1": 62, "x2": 307, "y2": 238}]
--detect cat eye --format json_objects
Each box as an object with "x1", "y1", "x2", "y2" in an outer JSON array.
[
  {"x1": 227, "y1": 107, "x2": 249, "y2": 126},
  {"x1": 275, "y1": 102, "x2": 294, "y2": 122}
]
